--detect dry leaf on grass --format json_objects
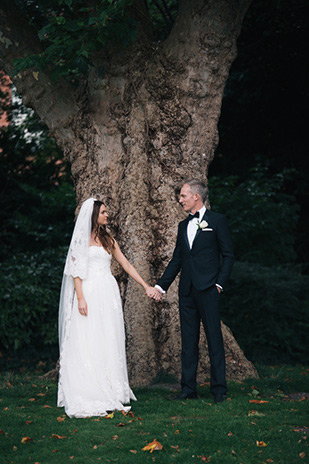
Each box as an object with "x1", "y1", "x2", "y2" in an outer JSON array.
[
  {"x1": 51, "y1": 434, "x2": 67, "y2": 439},
  {"x1": 248, "y1": 410, "x2": 265, "y2": 417},
  {"x1": 249, "y1": 400, "x2": 269, "y2": 404},
  {"x1": 197, "y1": 456, "x2": 211, "y2": 463},
  {"x1": 256, "y1": 440, "x2": 268, "y2": 447},
  {"x1": 21, "y1": 436, "x2": 33, "y2": 443},
  {"x1": 142, "y1": 439, "x2": 163, "y2": 453}
]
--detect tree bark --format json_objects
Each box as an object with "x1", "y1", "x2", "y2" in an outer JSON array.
[{"x1": 0, "y1": 0, "x2": 258, "y2": 385}]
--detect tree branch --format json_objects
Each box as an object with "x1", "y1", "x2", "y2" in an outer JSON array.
[{"x1": 164, "y1": 0, "x2": 252, "y2": 60}]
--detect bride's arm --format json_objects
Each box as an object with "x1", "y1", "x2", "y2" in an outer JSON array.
[
  {"x1": 74, "y1": 277, "x2": 88, "y2": 316},
  {"x1": 112, "y1": 241, "x2": 161, "y2": 300}
]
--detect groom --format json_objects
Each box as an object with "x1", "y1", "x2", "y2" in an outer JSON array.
[{"x1": 155, "y1": 179, "x2": 234, "y2": 403}]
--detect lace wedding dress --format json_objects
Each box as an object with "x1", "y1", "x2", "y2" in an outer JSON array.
[{"x1": 57, "y1": 245, "x2": 136, "y2": 418}]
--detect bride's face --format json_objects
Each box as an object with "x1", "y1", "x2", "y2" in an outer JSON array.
[{"x1": 97, "y1": 204, "x2": 109, "y2": 226}]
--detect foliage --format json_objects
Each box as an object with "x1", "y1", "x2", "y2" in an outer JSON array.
[
  {"x1": 0, "y1": 248, "x2": 66, "y2": 350},
  {"x1": 220, "y1": 262, "x2": 309, "y2": 364},
  {"x1": 208, "y1": 166, "x2": 299, "y2": 265},
  {"x1": 213, "y1": 0, "x2": 308, "y2": 263},
  {"x1": 0, "y1": 81, "x2": 75, "y2": 352},
  {"x1": 14, "y1": 0, "x2": 178, "y2": 81},
  {"x1": 0, "y1": 365, "x2": 308, "y2": 463},
  {"x1": 0, "y1": 82, "x2": 74, "y2": 260}
]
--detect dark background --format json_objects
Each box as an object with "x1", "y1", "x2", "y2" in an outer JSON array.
[{"x1": 0, "y1": 0, "x2": 308, "y2": 371}]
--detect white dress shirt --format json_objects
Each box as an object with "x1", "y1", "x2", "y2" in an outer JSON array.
[{"x1": 187, "y1": 205, "x2": 206, "y2": 248}]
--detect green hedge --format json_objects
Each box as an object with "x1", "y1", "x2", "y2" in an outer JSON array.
[
  {"x1": 220, "y1": 262, "x2": 309, "y2": 363},
  {"x1": 0, "y1": 248, "x2": 66, "y2": 350}
]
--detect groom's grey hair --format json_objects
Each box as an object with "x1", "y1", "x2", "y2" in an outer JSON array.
[{"x1": 183, "y1": 179, "x2": 208, "y2": 203}]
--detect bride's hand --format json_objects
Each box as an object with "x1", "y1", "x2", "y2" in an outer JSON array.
[
  {"x1": 78, "y1": 297, "x2": 88, "y2": 316},
  {"x1": 145, "y1": 286, "x2": 162, "y2": 301}
]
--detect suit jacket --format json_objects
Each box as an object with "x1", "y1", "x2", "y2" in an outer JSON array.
[{"x1": 156, "y1": 209, "x2": 235, "y2": 296}]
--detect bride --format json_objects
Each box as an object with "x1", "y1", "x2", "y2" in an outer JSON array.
[{"x1": 57, "y1": 198, "x2": 160, "y2": 418}]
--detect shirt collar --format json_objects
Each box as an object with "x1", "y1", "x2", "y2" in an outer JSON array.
[{"x1": 189, "y1": 205, "x2": 206, "y2": 220}]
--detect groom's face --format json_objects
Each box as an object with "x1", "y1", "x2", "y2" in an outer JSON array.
[{"x1": 179, "y1": 184, "x2": 198, "y2": 213}]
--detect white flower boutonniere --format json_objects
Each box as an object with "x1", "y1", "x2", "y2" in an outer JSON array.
[{"x1": 197, "y1": 220, "x2": 208, "y2": 230}]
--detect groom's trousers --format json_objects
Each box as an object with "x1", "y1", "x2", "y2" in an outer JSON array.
[{"x1": 179, "y1": 284, "x2": 227, "y2": 396}]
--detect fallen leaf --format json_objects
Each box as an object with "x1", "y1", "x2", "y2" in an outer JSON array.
[
  {"x1": 300, "y1": 452, "x2": 306, "y2": 459},
  {"x1": 7, "y1": 381, "x2": 13, "y2": 388},
  {"x1": 248, "y1": 410, "x2": 265, "y2": 417},
  {"x1": 37, "y1": 393, "x2": 45, "y2": 397},
  {"x1": 171, "y1": 445, "x2": 180, "y2": 452},
  {"x1": 32, "y1": 71, "x2": 39, "y2": 80},
  {"x1": 256, "y1": 441, "x2": 268, "y2": 447},
  {"x1": 52, "y1": 449, "x2": 58, "y2": 453},
  {"x1": 112, "y1": 435, "x2": 119, "y2": 440},
  {"x1": 69, "y1": 456, "x2": 74, "y2": 459},
  {"x1": 175, "y1": 430, "x2": 180, "y2": 434},
  {"x1": 57, "y1": 416, "x2": 65, "y2": 422},
  {"x1": 105, "y1": 412, "x2": 114, "y2": 419},
  {"x1": 21, "y1": 436, "x2": 33, "y2": 443},
  {"x1": 130, "y1": 450, "x2": 137, "y2": 454},
  {"x1": 142, "y1": 439, "x2": 163, "y2": 453},
  {"x1": 29, "y1": 398, "x2": 36, "y2": 402},
  {"x1": 227, "y1": 431, "x2": 234, "y2": 436},
  {"x1": 93, "y1": 445, "x2": 98, "y2": 449},
  {"x1": 116, "y1": 423, "x2": 125, "y2": 427},
  {"x1": 231, "y1": 450, "x2": 236, "y2": 455},
  {"x1": 266, "y1": 460, "x2": 274, "y2": 463},
  {"x1": 249, "y1": 400, "x2": 269, "y2": 404},
  {"x1": 43, "y1": 405, "x2": 52, "y2": 408},
  {"x1": 199, "y1": 382, "x2": 210, "y2": 387},
  {"x1": 0, "y1": 429, "x2": 5, "y2": 435},
  {"x1": 13, "y1": 445, "x2": 17, "y2": 451},
  {"x1": 198, "y1": 456, "x2": 211, "y2": 463},
  {"x1": 51, "y1": 434, "x2": 67, "y2": 439},
  {"x1": 25, "y1": 421, "x2": 32, "y2": 425},
  {"x1": 122, "y1": 410, "x2": 134, "y2": 417}
]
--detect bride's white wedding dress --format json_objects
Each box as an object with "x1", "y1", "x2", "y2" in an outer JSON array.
[{"x1": 57, "y1": 245, "x2": 136, "y2": 418}]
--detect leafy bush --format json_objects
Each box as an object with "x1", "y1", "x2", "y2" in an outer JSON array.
[
  {"x1": 208, "y1": 166, "x2": 299, "y2": 265},
  {"x1": 0, "y1": 248, "x2": 67, "y2": 351},
  {"x1": 220, "y1": 262, "x2": 309, "y2": 363}
]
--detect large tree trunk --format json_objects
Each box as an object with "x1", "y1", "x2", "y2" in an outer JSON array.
[{"x1": 0, "y1": 0, "x2": 258, "y2": 385}]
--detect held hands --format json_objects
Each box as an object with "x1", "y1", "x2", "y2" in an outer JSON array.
[
  {"x1": 78, "y1": 297, "x2": 88, "y2": 316},
  {"x1": 145, "y1": 286, "x2": 162, "y2": 302}
]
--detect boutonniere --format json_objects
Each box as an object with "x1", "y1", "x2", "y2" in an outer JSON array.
[{"x1": 197, "y1": 220, "x2": 208, "y2": 230}]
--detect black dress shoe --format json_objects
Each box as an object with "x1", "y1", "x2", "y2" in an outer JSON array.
[
  {"x1": 214, "y1": 394, "x2": 226, "y2": 403},
  {"x1": 171, "y1": 391, "x2": 198, "y2": 401}
]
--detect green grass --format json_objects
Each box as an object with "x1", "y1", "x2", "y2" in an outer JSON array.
[{"x1": 0, "y1": 364, "x2": 308, "y2": 463}]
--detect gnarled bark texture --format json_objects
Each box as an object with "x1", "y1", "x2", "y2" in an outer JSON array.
[{"x1": 0, "y1": 0, "x2": 258, "y2": 385}]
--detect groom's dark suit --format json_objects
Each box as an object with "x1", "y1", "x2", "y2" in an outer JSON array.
[{"x1": 156, "y1": 208, "x2": 234, "y2": 396}]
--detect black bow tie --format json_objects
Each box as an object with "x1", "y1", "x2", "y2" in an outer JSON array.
[{"x1": 187, "y1": 212, "x2": 200, "y2": 221}]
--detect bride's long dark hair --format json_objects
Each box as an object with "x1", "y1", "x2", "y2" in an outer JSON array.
[{"x1": 91, "y1": 200, "x2": 115, "y2": 254}]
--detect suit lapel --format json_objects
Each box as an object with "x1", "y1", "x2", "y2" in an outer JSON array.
[
  {"x1": 183, "y1": 218, "x2": 191, "y2": 250},
  {"x1": 191, "y1": 209, "x2": 209, "y2": 248}
]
